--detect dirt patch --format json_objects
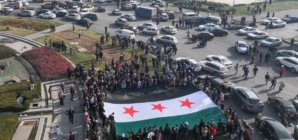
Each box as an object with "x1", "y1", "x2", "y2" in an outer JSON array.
[
  {"x1": 52, "y1": 30, "x2": 120, "y2": 63},
  {"x1": 22, "y1": 121, "x2": 37, "y2": 127}
]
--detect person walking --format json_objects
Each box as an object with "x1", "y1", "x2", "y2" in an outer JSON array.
[
  {"x1": 265, "y1": 72, "x2": 270, "y2": 85},
  {"x1": 67, "y1": 66, "x2": 72, "y2": 79},
  {"x1": 279, "y1": 65, "x2": 285, "y2": 77},
  {"x1": 58, "y1": 89, "x2": 64, "y2": 105},
  {"x1": 105, "y1": 26, "x2": 107, "y2": 34},
  {"x1": 259, "y1": 52, "x2": 263, "y2": 63},
  {"x1": 270, "y1": 77, "x2": 277, "y2": 90},
  {"x1": 187, "y1": 30, "x2": 190, "y2": 37},
  {"x1": 279, "y1": 80, "x2": 285, "y2": 92},
  {"x1": 244, "y1": 68, "x2": 249, "y2": 79},
  {"x1": 78, "y1": 30, "x2": 81, "y2": 38},
  {"x1": 253, "y1": 65, "x2": 258, "y2": 77},
  {"x1": 234, "y1": 63, "x2": 239, "y2": 74},
  {"x1": 69, "y1": 131, "x2": 76, "y2": 140},
  {"x1": 68, "y1": 107, "x2": 75, "y2": 124},
  {"x1": 70, "y1": 85, "x2": 75, "y2": 100},
  {"x1": 291, "y1": 38, "x2": 295, "y2": 47}
]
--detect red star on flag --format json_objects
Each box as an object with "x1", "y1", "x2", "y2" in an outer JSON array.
[
  {"x1": 179, "y1": 98, "x2": 195, "y2": 109},
  {"x1": 152, "y1": 103, "x2": 166, "y2": 112},
  {"x1": 123, "y1": 106, "x2": 139, "y2": 117}
]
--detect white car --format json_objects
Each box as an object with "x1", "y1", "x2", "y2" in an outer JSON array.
[
  {"x1": 143, "y1": 27, "x2": 159, "y2": 35},
  {"x1": 174, "y1": 57, "x2": 202, "y2": 72},
  {"x1": 152, "y1": 0, "x2": 165, "y2": 7},
  {"x1": 68, "y1": 6, "x2": 80, "y2": 13},
  {"x1": 2, "y1": 7, "x2": 13, "y2": 12},
  {"x1": 64, "y1": 13, "x2": 81, "y2": 20},
  {"x1": 112, "y1": 9, "x2": 121, "y2": 15},
  {"x1": 260, "y1": 37, "x2": 282, "y2": 47},
  {"x1": 198, "y1": 23, "x2": 219, "y2": 31},
  {"x1": 270, "y1": 20, "x2": 286, "y2": 28},
  {"x1": 97, "y1": 0, "x2": 106, "y2": 3},
  {"x1": 79, "y1": 8, "x2": 90, "y2": 16},
  {"x1": 277, "y1": 50, "x2": 298, "y2": 58},
  {"x1": 121, "y1": 14, "x2": 136, "y2": 21},
  {"x1": 53, "y1": 7, "x2": 67, "y2": 13},
  {"x1": 206, "y1": 55, "x2": 233, "y2": 68},
  {"x1": 235, "y1": 41, "x2": 248, "y2": 53},
  {"x1": 262, "y1": 17, "x2": 280, "y2": 25},
  {"x1": 22, "y1": 0, "x2": 29, "y2": 6},
  {"x1": 156, "y1": 35, "x2": 178, "y2": 45},
  {"x1": 275, "y1": 57, "x2": 298, "y2": 72},
  {"x1": 39, "y1": 12, "x2": 56, "y2": 19},
  {"x1": 138, "y1": 22, "x2": 157, "y2": 30},
  {"x1": 247, "y1": 31, "x2": 269, "y2": 39},
  {"x1": 161, "y1": 26, "x2": 178, "y2": 34},
  {"x1": 238, "y1": 27, "x2": 258, "y2": 35}
]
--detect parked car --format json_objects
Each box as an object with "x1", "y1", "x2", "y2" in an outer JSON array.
[
  {"x1": 277, "y1": 50, "x2": 298, "y2": 58},
  {"x1": 247, "y1": 31, "x2": 269, "y2": 39},
  {"x1": 238, "y1": 27, "x2": 258, "y2": 35},
  {"x1": 197, "y1": 31, "x2": 214, "y2": 40},
  {"x1": 161, "y1": 26, "x2": 178, "y2": 34},
  {"x1": 112, "y1": 9, "x2": 121, "y2": 15},
  {"x1": 275, "y1": 57, "x2": 298, "y2": 72},
  {"x1": 36, "y1": 9, "x2": 50, "y2": 15},
  {"x1": 121, "y1": 14, "x2": 136, "y2": 21},
  {"x1": 56, "y1": 11, "x2": 68, "y2": 17},
  {"x1": 57, "y1": 2, "x2": 67, "y2": 8},
  {"x1": 283, "y1": 16, "x2": 298, "y2": 23},
  {"x1": 84, "y1": 4, "x2": 94, "y2": 11},
  {"x1": 39, "y1": 12, "x2": 56, "y2": 19},
  {"x1": 76, "y1": 18, "x2": 93, "y2": 26},
  {"x1": 138, "y1": 22, "x2": 157, "y2": 30},
  {"x1": 41, "y1": 2, "x2": 53, "y2": 9},
  {"x1": 261, "y1": 17, "x2": 280, "y2": 25},
  {"x1": 199, "y1": 61, "x2": 228, "y2": 78},
  {"x1": 174, "y1": 57, "x2": 202, "y2": 72},
  {"x1": 156, "y1": 35, "x2": 178, "y2": 45},
  {"x1": 152, "y1": 0, "x2": 165, "y2": 7},
  {"x1": 68, "y1": 6, "x2": 80, "y2": 13},
  {"x1": 82, "y1": 13, "x2": 98, "y2": 21},
  {"x1": 232, "y1": 86, "x2": 264, "y2": 112},
  {"x1": 158, "y1": 12, "x2": 169, "y2": 21},
  {"x1": 79, "y1": 8, "x2": 89, "y2": 16},
  {"x1": 120, "y1": 25, "x2": 139, "y2": 34},
  {"x1": 198, "y1": 23, "x2": 219, "y2": 31},
  {"x1": 209, "y1": 28, "x2": 228, "y2": 36},
  {"x1": 167, "y1": 10, "x2": 175, "y2": 19},
  {"x1": 206, "y1": 55, "x2": 233, "y2": 68},
  {"x1": 116, "y1": 29, "x2": 136, "y2": 39},
  {"x1": 235, "y1": 41, "x2": 248, "y2": 53},
  {"x1": 122, "y1": 2, "x2": 133, "y2": 10},
  {"x1": 261, "y1": 37, "x2": 282, "y2": 47},
  {"x1": 143, "y1": 27, "x2": 159, "y2": 35},
  {"x1": 267, "y1": 97, "x2": 298, "y2": 119},
  {"x1": 115, "y1": 18, "x2": 129, "y2": 26},
  {"x1": 98, "y1": 6, "x2": 105, "y2": 12},
  {"x1": 53, "y1": 7, "x2": 67, "y2": 13},
  {"x1": 17, "y1": 10, "x2": 34, "y2": 17},
  {"x1": 270, "y1": 20, "x2": 286, "y2": 28},
  {"x1": 22, "y1": 0, "x2": 29, "y2": 6},
  {"x1": 210, "y1": 77, "x2": 234, "y2": 96},
  {"x1": 64, "y1": 13, "x2": 81, "y2": 20},
  {"x1": 255, "y1": 116, "x2": 294, "y2": 140}
]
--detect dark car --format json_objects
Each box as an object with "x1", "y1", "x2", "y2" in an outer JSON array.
[
  {"x1": 283, "y1": 16, "x2": 298, "y2": 23},
  {"x1": 167, "y1": 11, "x2": 175, "y2": 20},
  {"x1": 36, "y1": 9, "x2": 50, "y2": 15},
  {"x1": 255, "y1": 116, "x2": 294, "y2": 140},
  {"x1": 209, "y1": 28, "x2": 228, "y2": 36},
  {"x1": 82, "y1": 13, "x2": 98, "y2": 21},
  {"x1": 56, "y1": 11, "x2": 68, "y2": 17},
  {"x1": 98, "y1": 6, "x2": 105, "y2": 12},
  {"x1": 76, "y1": 18, "x2": 93, "y2": 26},
  {"x1": 58, "y1": 2, "x2": 67, "y2": 8},
  {"x1": 121, "y1": 25, "x2": 138, "y2": 34},
  {"x1": 268, "y1": 97, "x2": 298, "y2": 119},
  {"x1": 231, "y1": 86, "x2": 264, "y2": 112},
  {"x1": 197, "y1": 31, "x2": 214, "y2": 40}
]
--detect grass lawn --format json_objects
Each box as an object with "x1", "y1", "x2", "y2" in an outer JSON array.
[
  {"x1": 0, "y1": 57, "x2": 30, "y2": 85},
  {"x1": 71, "y1": 28, "x2": 161, "y2": 75},
  {"x1": 0, "y1": 25, "x2": 37, "y2": 37},
  {"x1": 28, "y1": 125, "x2": 38, "y2": 140},
  {"x1": 34, "y1": 35, "x2": 103, "y2": 70},
  {"x1": 0, "y1": 114, "x2": 19, "y2": 140}
]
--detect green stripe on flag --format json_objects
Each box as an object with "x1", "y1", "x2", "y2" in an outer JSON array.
[{"x1": 113, "y1": 107, "x2": 226, "y2": 137}]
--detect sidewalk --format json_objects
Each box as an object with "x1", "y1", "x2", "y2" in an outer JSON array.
[{"x1": 24, "y1": 23, "x2": 71, "y2": 40}]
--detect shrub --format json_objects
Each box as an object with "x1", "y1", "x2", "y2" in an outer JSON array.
[
  {"x1": 205, "y1": 2, "x2": 229, "y2": 7},
  {"x1": 0, "y1": 114, "x2": 19, "y2": 140},
  {"x1": 197, "y1": 7, "x2": 208, "y2": 12},
  {"x1": 0, "y1": 44, "x2": 16, "y2": 59},
  {"x1": 0, "y1": 80, "x2": 41, "y2": 112},
  {"x1": 22, "y1": 47, "x2": 74, "y2": 81},
  {"x1": 0, "y1": 18, "x2": 59, "y2": 31}
]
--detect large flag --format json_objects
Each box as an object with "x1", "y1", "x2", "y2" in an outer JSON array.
[{"x1": 104, "y1": 91, "x2": 227, "y2": 137}]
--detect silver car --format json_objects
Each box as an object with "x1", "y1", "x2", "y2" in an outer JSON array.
[
  {"x1": 270, "y1": 20, "x2": 286, "y2": 28},
  {"x1": 115, "y1": 18, "x2": 129, "y2": 26},
  {"x1": 261, "y1": 37, "x2": 282, "y2": 47},
  {"x1": 235, "y1": 41, "x2": 248, "y2": 53},
  {"x1": 121, "y1": 14, "x2": 136, "y2": 21},
  {"x1": 199, "y1": 60, "x2": 229, "y2": 78},
  {"x1": 156, "y1": 35, "x2": 178, "y2": 45},
  {"x1": 158, "y1": 13, "x2": 169, "y2": 21},
  {"x1": 277, "y1": 50, "x2": 298, "y2": 58},
  {"x1": 64, "y1": 13, "x2": 81, "y2": 20}
]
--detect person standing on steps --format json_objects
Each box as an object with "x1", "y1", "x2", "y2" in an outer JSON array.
[
  {"x1": 270, "y1": 77, "x2": 277, "y2": 90},
  {"x1": 253, "y1": 65, "x2": 258, "y2": 77},
  {"x1": 265, "y1": 72, "x2": 270, "y2": 85},
  {"x1": 78, "y1": 30, "x2": 81, "y2": 38}
]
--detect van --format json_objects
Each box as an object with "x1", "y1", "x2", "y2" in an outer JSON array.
[
  {"x1": 182, "y1": 12, "x2": 201, "y2": 20},
  {"x1": 206, "y1": 16, "x2": 222, "y2": 25},
  {"x1": 116, "y1": 29, "x2": 135, "y2": 39},
  {"x1": 14, "y1": 1, "x2": 22, "y2": 9}
]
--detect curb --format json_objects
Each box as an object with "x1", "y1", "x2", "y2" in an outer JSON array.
[
  {"x1": 0, "y1": 33, "x2": 44, "y2": 47},
  {"x1": 282, "y1": 38, "x2": 298, "y2": 47}
]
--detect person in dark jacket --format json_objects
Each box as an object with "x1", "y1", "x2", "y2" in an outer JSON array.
[
  {"x1": 199, "y1": 119, "x2": 205, "y2": 136},
  {"x1": 68, "y1": 107, "x2": 75, "y2": 124}
]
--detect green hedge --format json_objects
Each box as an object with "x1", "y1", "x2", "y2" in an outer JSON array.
[
  {"x1": 0, "y1": 80, "x2": 41, "y2": 112},
  {"x1": 0, "y1": 44, "x2": 16, "y2": 59},
  {"x1": 0, "y1": 114, "x2": 19, "y2": 140}
]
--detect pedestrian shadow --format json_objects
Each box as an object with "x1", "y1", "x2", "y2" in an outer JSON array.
[
  {"x1": 229, "y1": 76, "x2": 242, "y2": 80},
  {"x1": 267, "y1": 91, "x2": 279, "y2": 96},
  {"x1": 252, "y1": 84, "x2": 264, "y2": 88},
  {"x1": 258, "y1": 89, "x2": 269, "y2": 94}
]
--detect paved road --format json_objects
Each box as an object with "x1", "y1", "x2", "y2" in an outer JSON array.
[{"x1": 10, "y1": 2, "x2": 298, "y2": 139}]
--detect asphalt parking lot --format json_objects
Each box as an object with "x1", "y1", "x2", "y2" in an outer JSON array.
[{"x1": 6, "y1": 1, "x2": 298, "y2": 139}]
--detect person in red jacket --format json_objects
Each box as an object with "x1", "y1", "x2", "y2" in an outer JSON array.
[
  {"x1": 279, "y1": 65, "x2": 285, "y2": 77},
  {"x1": 209, "y1": 126, "x2": 217, "y2": 138}
]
